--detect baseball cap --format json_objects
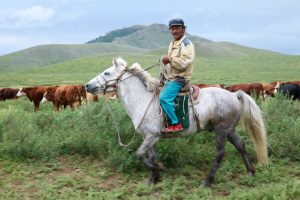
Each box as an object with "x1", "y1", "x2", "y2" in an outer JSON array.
[{"x1": 169, "y1": 18, "x2": 185, "y2": 27}]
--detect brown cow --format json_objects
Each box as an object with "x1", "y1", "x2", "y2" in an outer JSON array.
[
  {"x1": 0, "y1": 88, "x2": 19, "y2": 101},
  {"x1": 225, "y1": 83, "x2": 264, "y2": 100},
  {"x1": 86, "y1": 92, "x2": 99, "y2": 102},
  {"x1": 262, "y1": 83, "x2": 276, "y2": 97},
  {"x1": 71, "y1": 84, "x2": 87, "y2": 107},
  {"x1": 86, "y1": 92, "x2": 119, "y2": 102},
  {"x1": 42, "y1": 85, "x2": 82, "y2": 111},
  {"x1": 284, "y1": 80, "x2": 300, "y2": 86},
  {"x1": 194, "y1": 83, "x2": 225, "y2": 89},
  {"x1": 75, "y1": 84, "x2": 87, "y2": 104},
  {"x1": 17, "y1": 86, "x2": 49, "y2": 111}
]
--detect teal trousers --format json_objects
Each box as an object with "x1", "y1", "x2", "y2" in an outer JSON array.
[{"x1": 159, "y1": 81, "x2": 182, "y2": 125}]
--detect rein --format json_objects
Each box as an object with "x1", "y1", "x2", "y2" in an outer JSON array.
[
  {"x1": 99, "y1": 62, "x2": 160, "y2": 94},
  {"x1": 99, "y1": 61, "x2": 161, "y2": 148}
]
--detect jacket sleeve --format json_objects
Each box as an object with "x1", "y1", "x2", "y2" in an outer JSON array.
[{"x1": 170, "y1": 44, "x2": 194, "y2": 71}]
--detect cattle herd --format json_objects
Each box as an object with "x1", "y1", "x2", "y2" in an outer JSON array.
[
  {"x1": 0, "y1": 84, "x2": 118, "y2": 112},
  {"x1": 0, "y1": 80, "x2": 299, "y2": 112}
]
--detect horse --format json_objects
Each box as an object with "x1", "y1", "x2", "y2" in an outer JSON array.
[{"x1": 85, "y1": 57, "x2": 268, "y2": 187}]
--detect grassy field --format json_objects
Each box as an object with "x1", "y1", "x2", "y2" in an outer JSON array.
[
  {"x1": 1, "y1": 52, "x2": 300, "y2": 88},
  {"x1": 0, "y1": 51, "x2": 300, "y2": 199},
  {"x1": 0, "y1": 96, "x2": 299, "y2": 199}
]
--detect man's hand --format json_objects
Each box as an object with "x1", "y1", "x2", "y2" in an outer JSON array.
[{"x1": 162, "y1": 55, "x2": 170, "y2": 65}]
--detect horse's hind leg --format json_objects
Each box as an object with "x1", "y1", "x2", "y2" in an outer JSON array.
[
  {"x1": 203, "y1": 129, "x2": 227, "y2": 187},
  {"x1": 227, "y1": 132, "x2": 255, "y2": 176}
]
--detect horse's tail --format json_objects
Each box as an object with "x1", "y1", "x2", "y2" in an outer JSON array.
[{"x1": 236, "y1": 90, "x2": 268, "y2": 164}]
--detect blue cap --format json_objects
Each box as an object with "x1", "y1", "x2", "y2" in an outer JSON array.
[{"x1": 169, "y1": 18, "x2": 185, "y2": 27}]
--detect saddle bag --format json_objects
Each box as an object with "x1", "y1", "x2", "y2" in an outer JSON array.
[{"x1": 165, "y1": 93, "x2": 189, "y2": 128}]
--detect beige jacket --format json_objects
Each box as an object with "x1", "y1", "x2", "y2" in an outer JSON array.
[{"x1": 165, "y1": 35, "x2": 195, "y2": 81}]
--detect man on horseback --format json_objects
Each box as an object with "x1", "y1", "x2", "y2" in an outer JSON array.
[{"x1": 160, "y1": 18, "x2": 195, "y2": 132}]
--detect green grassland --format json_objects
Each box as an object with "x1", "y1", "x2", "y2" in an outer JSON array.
[
  {"x1": 1, "y1": 52, "x2": 300, "y2": 88},
  {"x1": 0, "y1": 95, "x2": 299, "y2": 199}
]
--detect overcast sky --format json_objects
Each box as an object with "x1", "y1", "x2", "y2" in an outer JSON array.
[{"x1": 1, "y1": 0, "x2": 300, "y2": 56}]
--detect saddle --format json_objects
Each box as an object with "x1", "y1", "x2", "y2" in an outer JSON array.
[
  {"x1": 180, "y1": 83, "x2": 200, "y2": 102},
  {"x1": 160, "y1": 84, "x2": 201, "y2": 138}
]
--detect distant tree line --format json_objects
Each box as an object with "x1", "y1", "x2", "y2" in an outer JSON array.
[{"x1": 87, "y1": 26, "x2": 142, "y2": 43}]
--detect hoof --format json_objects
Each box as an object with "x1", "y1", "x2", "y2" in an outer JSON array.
[
  {"x1": 248, "y1": 171, "x2": 255, "y2": 177},
  {"x1": 145, "y1": 178, "x2": 155, "y2": 186},
  {"x1": 148, "y1": 174, "x2": 161, "y2": 185},
  {"x1": 154, "y1": 162, "x2": 166, "y2": 171},
  {"x1": 146, "y1": 179, "x2": 155, "y2": 185},
  {"x1": 201, "y1": 180, "x2": 210, "y2": 188},
  {"x1": 147, "y1": 177, "x2": 161, "y2": 185}
]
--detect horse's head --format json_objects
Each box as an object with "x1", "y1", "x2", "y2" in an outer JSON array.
[{"x1": 86, "y1": 57, "x2": 127, "y2": 94}]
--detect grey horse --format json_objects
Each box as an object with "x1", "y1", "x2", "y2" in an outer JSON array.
[{"x1": 86, "y1": 57, "x2": 268, "y2": 187}]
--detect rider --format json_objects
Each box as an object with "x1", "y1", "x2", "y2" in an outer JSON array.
[{"x1": 160, "y1": 18, "x2": 195, "y2": 132}]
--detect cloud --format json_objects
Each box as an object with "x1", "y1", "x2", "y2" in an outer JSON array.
[{"x1": 0, "y1": 5, "x2": 55, "y2": 29}]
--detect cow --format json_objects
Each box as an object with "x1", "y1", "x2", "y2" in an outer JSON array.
[
  {"x1": 278, "y1": 84, "x2": 300, "y2": 101},
  {"x1": 0, "y1": 88, "x2": 19, "y2": 101},
  {"x1": 17, "y1": 86, "x2": 49, "y2": 111},
  {"x1": 284, "y1": 80, "x2": 300, "y2": 86},
  {"x1": 86, "y1": 92, "x2": 99, "y2": 102},
  {"x1": 86, "y1": 92, "x2": 119, "y2": 102},
  {"x1": 41, "y1": 85, "x2": 82, "y2": 111},
  {"x1": 225, "y1": 83, "x2": 264, "y2": 100},
  {"x1": 194, "y1": 83, "x2": 225, "y2": 89},
  {"x1": 262, "y1": 83, "x2": 277, "y2": 98},
  {"x1": 74, "y1": 84, "x2": 87, "y2": 106}
]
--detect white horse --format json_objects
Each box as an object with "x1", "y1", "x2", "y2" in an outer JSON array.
[{"x1": 86, "y1": 57, "x2": 268, "y2": 186}]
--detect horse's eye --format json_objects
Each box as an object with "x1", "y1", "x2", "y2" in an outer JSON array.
[{"x1": 104, "y1": 72, "x2": 110, "y2": 76}]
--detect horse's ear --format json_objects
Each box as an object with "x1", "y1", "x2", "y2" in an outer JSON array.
[{"x1": 113, "y1": 58, "x2": 118, "y2": 67}]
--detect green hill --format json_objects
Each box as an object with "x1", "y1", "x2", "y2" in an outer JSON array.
[
  {"x1": 87, "y1": 25, "x2": 145, "y2": 43},
  {"x1": 88, "y1": 24, "x2": 213, "y2": 50},
  {"x1": 0, "y1": 23, "x2": 287, "y2": 73},
  {"x1": 0, "y1": 43, "x2": 146, "y2": 72}
]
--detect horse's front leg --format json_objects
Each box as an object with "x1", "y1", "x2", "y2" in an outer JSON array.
[
  {"x1": 148, "y1": 145, "x2": 161, "y2": 184},
  {"x1": 136, "y1": 134, "x2": 165, "y2": 183}
]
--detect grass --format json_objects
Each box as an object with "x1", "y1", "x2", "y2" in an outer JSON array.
[
  {"x1": 0, "y1": 155, "x2": 299, "y2": 199},
  {"x1": 0, "y1": 96, "x2": 299, "y2": 199}
]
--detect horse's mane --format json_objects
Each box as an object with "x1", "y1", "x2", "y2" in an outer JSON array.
[{"x1": 127, "y1": 62, "x2": 160, "y2": 91}]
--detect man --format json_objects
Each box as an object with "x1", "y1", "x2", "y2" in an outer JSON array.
[{"x1": 160, "y1": 18, "x2": 195, "y2": 132}]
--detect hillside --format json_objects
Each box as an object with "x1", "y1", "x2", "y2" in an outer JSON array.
[
  {"x1": 1, "y1": 51, "x2": 300, "y2": 88},
  {"x1": 0, "y1": 43, "x2": 146, "y2": 72},
  {"x1": 0, "y1": 24, "x2": 286, "y2": 73}
]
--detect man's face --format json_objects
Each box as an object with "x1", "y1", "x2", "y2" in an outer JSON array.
[{"x1": 169, "y1": 26, "x2": 185, "y2": 40}]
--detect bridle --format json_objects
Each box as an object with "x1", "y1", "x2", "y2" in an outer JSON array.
[
  {"x1": 96, "y1": 68, "x2": 128, "y2": 94},
  {"x1": 96, "y1": 62, "x2": 160, "y2": 94}
]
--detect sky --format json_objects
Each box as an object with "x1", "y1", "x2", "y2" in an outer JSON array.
[{"x1": 0, "y1": 0, "x2": 300, "y2": 56}]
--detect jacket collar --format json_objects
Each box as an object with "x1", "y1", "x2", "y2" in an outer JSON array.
[{"x1": 172, "y1": 35, "x2": 186, "y2": 46}]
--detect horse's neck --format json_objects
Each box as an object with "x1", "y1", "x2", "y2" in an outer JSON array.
[{"x1": 118, "y1": 74, "x2": 155, "y2": 129}]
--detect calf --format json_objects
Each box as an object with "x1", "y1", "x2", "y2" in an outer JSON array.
[
  {"x1": 17, "y1": 86, "x2": 49, "y2": 111},
  {"x1": 262, "y1": 83, "x2": 276, "y2": 98}
]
